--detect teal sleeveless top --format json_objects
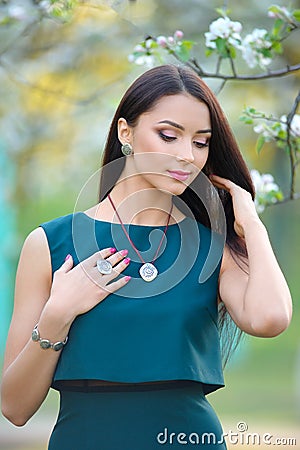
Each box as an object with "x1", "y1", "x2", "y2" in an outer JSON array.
[{"x1": 39, "y1": 211, "x2": 225, "y2": 395}]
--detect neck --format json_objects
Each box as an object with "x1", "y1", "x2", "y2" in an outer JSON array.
[{"x1": 107, "y1": 179, "x2": 173, "y2": 226}]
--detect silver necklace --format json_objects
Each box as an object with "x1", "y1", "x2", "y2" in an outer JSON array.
[{"x1": 107, "y1": 194, "x2": 173, "y2": 282}]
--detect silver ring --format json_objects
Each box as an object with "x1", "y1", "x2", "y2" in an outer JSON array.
[{"x1": 96, "y1": 259, "x2": 113, "y2": 275}]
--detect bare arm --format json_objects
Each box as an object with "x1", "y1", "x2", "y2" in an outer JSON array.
[
  {"x1": 1, "y1": 227, "x2": 130, "y2": 426},
  {"x1": 211, "y1": 175, "x2": 293, "y2": 337}
]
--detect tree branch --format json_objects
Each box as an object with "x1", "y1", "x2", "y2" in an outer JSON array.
[
  {"x1": 188, "y1": 62, "x2": 300, "y2": 81},
  {"x1": 0, "y1": 59, "x2": 125, "y2": 106},
  {"x1": 286, "y1": 90, "x2": 300, "y2": 199},
  {"x1": 216, "y1": 57, "x2": 222, "y2": 75},
  {"x1": 0, "y1": 18, "x2": 41, "y2": 58},
  {"x1": 229, "y1": 56, "x2": 237, "y2": 77},
  {"x1": 215, "y1": 79, "x2": 227, "y2": 95},
  {"x1": 266, "y1": 192, "x2": 300, "y2": 209}
]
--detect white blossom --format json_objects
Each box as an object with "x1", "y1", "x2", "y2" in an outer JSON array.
[
  {"x1": 127, "y1": 54, "x2": 135, "y2": 63},
  {"x1": 204, "y1": 17, "x2": 242, "y2": 49},
  {"x1": 280, "y1": 114, "x2": 300, "y2": 137},
  {"x1": 253, "y1": 122, "x2": 274, "y2": 139},
  {"x1": 38, "y1": 1, "x2": 51, "y2": 11},
  {"x1": 250, "y1": 169, "x2": 281, "y2": 212},
  {"x1": 291, "y1": 115, "x2": 300, "y2": 137},
  {"x1": 268, "y1": 6, "x2": 292, "y2": 21},
  {"x1": 132, "y1": 55, "x2": 155, "y2": 68},
  {"x1": 133, "y1": 44, "x2": 145, "y2": 53},
  {"x1": 8, "y1": 5, "x2": 27, "y2": 20},
  {"x1": 205, "y1": 32, "x2": 217, "y2": 49},
  {"x1": 241, "y1": 29, "x2": 272, "y2": 68},
  {"x1": 145, "y1": 39, "x2": 155, "y2": 50}
]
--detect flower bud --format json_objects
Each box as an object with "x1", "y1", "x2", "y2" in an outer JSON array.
[
  {"x1": 156, "y1": 36, "x2": 168, "y2": 47},
  {"x1": 174, "y1": 30, "x2": 184, "y2": 40}
]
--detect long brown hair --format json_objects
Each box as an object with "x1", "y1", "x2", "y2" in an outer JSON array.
[{"x1": 99, "y1": 64, "x2": 255, "y2": 366}]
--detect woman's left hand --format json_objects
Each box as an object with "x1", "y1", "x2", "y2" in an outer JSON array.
[
  {"x1": 209, "y1": 174, "x2": 260, "y2": 239},
  {"x1": 210, "y1": 174, "x2": 292, "y2": 338}
]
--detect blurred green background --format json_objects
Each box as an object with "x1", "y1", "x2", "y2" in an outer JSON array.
[{"x1": 0, "y1": 0, "x2": 299, "y2": 449}]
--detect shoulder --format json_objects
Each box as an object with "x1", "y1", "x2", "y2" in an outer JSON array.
[
  {"x1": 22, "y1": 226, "x2": 49, "y2": 259},
  {"x1": 17, "y1": 226, "x2": 53, "y2": 296},
  {"x1": 39, "y1": 212, "x2": 75, "y2": 230},
  {"x1": 21, "y1": 212, "x2": 76, "y2": 274}
]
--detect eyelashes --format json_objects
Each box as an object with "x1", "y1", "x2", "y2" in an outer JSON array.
[
  {"x1": 158, "y1": 131, "x2": 176, "y2": 142},
  {"x1": 158, "y1": 131, "x2": 209, "y2": 149}
]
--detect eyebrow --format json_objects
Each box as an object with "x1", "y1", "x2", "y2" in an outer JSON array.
[{"x1": 157, "y1": 120, "x2": 212, "y2": 134}]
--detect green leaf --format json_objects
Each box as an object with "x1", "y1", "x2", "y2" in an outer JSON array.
[
  {"x1": 245, "y1": 106, "x2": 261, "y2": 116},
  {"x1": 271, "y1": 41, "x2": 282, "y2": 54},
  {"x1": 181, "y1": 40, "x2": 195, "y2": 50},
  {"x1": 271, "y1": 18, "x2": 284, "y2": 38},
  {"x1": 292, "y1": 9, "x2": 300, "y2": 22},
  {"x1": 256, "y1": 135, "x2": 266, "y2": 154},
  {"x1": 215, "y1": 38, "x2": 229, "y2": 58},
  {"x1": 229, "y1": 46, "x2": 236, "y2": 59},
  {"x1": 205, "y1": 48, "x2": 214, "y2": 57},
  {"x1": 149, "y1": 41, "x2": 159, "y2": 49},
  {"x1": 239, "y1": 115, "x2": 253, "y2": 124},
  {"x1": 175, "y1": 43, "x2": 192, "y2": 62},
  {"x1": 215, "y1": 8, "x2": 230, "y2": 17},
  {"x1": 0, "y1": 16, "x2": 15, "y2": 26},
  {"x1": 260, "y1": 48, "x2": 272, "y2": 58},
  {"x1": 268, "y1": 5, "x2": 281, "y2": 15},
  {"x1": 277, "y1": 129, "x2": 287, "y2": 139}
]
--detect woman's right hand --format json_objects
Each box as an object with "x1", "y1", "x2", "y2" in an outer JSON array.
[{"x1": 45, "y1": 247, "x2": 131, "y2": 323}]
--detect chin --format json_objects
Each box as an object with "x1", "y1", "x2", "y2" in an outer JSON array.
[{"x1": 159, "y1": 181, "x2": 189, "y2": 196}]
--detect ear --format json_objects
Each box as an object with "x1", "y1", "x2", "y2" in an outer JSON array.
[{"x1": 117, "y1": 118, "x2": 133, "y2": 145}]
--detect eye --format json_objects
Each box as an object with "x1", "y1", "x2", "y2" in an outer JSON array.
[
  {"x1": 194, "y1": 140, "x2": 209, "y2": 149},
  {"x1": 159, "y1": 131, "x2": 176, "y2": 142}
]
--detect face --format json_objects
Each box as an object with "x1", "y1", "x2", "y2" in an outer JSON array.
[{"x1": 118, "y1": 93, "x2": 211, "y2": 196}]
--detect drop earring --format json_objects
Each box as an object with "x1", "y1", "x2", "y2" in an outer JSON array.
[{"x1": 121, "y1": 143, "x2": 133, "y2": 156}]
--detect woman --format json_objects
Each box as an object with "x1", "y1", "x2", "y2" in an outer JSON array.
[{"x1": 1, "y1": 64, "x2": 292, "y2": 449}]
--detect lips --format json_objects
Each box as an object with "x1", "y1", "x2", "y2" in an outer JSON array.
[{"x1": 167, "y1": 170, "x2": 191, "y2": 181}]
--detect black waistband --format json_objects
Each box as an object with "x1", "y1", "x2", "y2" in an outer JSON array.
[{"x1": 54, "y1": 380, "x2": 202, "y2": 393}]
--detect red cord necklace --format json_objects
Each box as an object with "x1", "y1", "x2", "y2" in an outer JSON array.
[{"x1": 107, "y1": 194, "x2": 173, "y2": 282}]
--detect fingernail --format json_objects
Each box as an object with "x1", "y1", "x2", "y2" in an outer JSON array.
[
  {"x1": 121, "y1": 249, "x2": 128, "y2": 256},
  {"x1": 124, "y1": 258, "x2": 130, "y2": 264},
  {"x1": 110, "y1": 247, "x2": 117, "y2": 253},
  {"x1": 125, "y1": 275, "x2": 131, "y2": 282},
  {"x1": 65, "y1": 254, "x2": 71, "y2": 261}
]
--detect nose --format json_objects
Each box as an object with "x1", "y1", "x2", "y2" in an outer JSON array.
[{"x1": 175, "y1": 143, "x2": 195, "y2": 163}]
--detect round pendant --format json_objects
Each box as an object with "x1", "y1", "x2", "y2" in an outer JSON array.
[{"x1": 139, "y1": 263, "x2": 158, "y2": 282}]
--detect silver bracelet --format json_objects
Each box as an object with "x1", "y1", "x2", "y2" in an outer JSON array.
[{"x1": 31, "y1": 324, "x2": 68, "y2": 351}]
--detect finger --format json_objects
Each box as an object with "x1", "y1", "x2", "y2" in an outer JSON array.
[
  {"x1": 106, "y1": 257, "x2": 131, "y2": 280},
  {"x1": 83, "y1": 247, "x2": 117, "y2": 268},
  {"x1": 93, "y1": 257, "x2": 130, "y2": 286},
  {"x1": 101, "y1": 274, "x2": 131, "y2": 295},
  {"x1": 91, "y1": 255, "x2": 130, "y2": 287},
  {"x1": 57, "y1": 254, "x2": 74, "y2": 273},
  {"x1": 209, "y1": 175, "x2": 235, "y2": 191},
  {"x1": 104, "y1": 249, "x2": 129, "y2": 267}
]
